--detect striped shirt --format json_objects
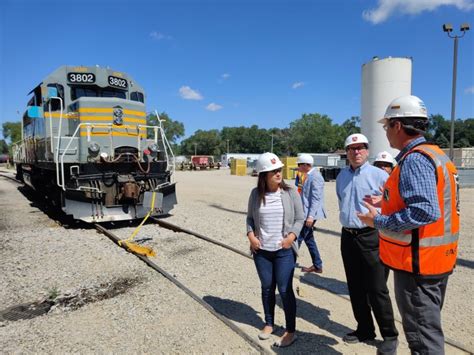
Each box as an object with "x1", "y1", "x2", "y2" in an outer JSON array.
[
  {"x1": 258, "y1": 191, "x2": 284, "y2": 251},
  {"x1": 374, "y1": 136, "x2": 440, "y2": 232}
]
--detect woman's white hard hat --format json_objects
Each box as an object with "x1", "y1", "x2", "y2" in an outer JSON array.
[{"x1": 256, "y1": 152, "x2": 284, "y2": 174}]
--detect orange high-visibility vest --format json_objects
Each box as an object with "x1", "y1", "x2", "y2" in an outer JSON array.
[
  {"x1": 296, "y1": 171, "x2": 306, "y2": 195},
  {"x1": 379, "y1": 144, "x2": 460, "y2": 277}
]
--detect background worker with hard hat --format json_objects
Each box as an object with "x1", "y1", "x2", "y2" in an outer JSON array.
[
  {"x1": 373, "y1": 151, "x2": 396, "y2": 175},
  {"x1": 246, "y1": 152, "x2": 304, "y2": 348},
  {"x1": 358, "y1": 95, "x2": 460, "y2": 355},
  {"x1": 295, "y1": 153, "x2": 326, "y2": 273},
  {"x1": 336, "y1": 133, "x2": 399, "y2": 354}
]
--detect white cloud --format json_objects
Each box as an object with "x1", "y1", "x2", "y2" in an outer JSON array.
[
  {"x1": 206, "y1": 103, "x2": 223, "y2": 111},
  {"x1": 465, "y1": 86, "x2": 474, "y2": 94},
  {"x1": 292, "y1": 82, "x2": 305, "y2": 89},
  {"x1": 149, "y1": 31, "x2": 172, "y2": 40},
  {"x1": 179, "y1": 86, "x2": 203, "y2": 100},
  {"x1": 363, "y1": 0, "x2": 474, "y2": 24},
  {"x1": 221, "y1": 73, "x2": 231, "y2": 80}
]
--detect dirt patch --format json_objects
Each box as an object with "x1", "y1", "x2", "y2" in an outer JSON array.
[{"x1": 0, "y1": 277, "x2": 144, "y2": 323}]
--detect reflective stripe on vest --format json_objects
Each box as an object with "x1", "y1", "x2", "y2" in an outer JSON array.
[{"x1": 379, "y1": 143, "x2": 460, "y2": 276}]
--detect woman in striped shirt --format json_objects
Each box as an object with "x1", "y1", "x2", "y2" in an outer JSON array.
[{"x1": 246, "y1": 153, "x2": 304, "y2": 348}]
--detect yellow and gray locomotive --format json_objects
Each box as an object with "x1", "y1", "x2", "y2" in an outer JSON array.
[{"x1": 13, "y1": 66, "x2": 176, "y2": 222}]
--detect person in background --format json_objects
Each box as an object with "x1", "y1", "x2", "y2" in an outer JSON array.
[
  {"x1": 246, "y1": 152, "x2": 304, "y2": 348},
  {"x1": 336, "y1": 133, "x2": 398, "y2": 355},
  {"x1": 296, "y1": 153, "x2": 326, "y2": 273},
  {"x1": 358, "y1": 95, "x2": 460, "y2": 355},
  {"x1": 373, "y1": 151, "x2": 396, "y2": 175}
]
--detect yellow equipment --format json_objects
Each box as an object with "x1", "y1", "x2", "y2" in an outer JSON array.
[{"x1": 118, "y1": 192, "x2": 157, "y2": 257}]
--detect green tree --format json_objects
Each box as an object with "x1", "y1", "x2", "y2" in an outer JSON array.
[
  {"x1": 434, "y1": 133, "x2": 449, "y2": 148},
  {"x1": 0, "y1": 139, "x2": 8, "y2": 154},
  {"x1": 181, "y1": 129, "x2": 222, "y2": 155},
  {"x1": 146, "y1": 112, "x2": 185, "y2": 145},
  {"x1": 2, "y1": 122, "x2": 21, "y2": 144},
  {"x1": 220, "y1": 125, "x2": 271, "y2": 154},
  {"x1": 288, "y1": 113, "x2": 341, "y2": 153},
  {"x1": 340, "y1": 116, "x2": 361, "y2": 136}
]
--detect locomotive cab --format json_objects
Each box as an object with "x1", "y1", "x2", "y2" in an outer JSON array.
[{"x1": 13, "y1": 66, "x2": 177, "y2": 222}]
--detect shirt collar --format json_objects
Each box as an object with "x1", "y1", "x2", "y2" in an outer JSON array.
[
  {"x1": 395, "y1": 136, "x2": 426, "y2": 162},
  {"x1": 350, "y1": 161, "x2": 369, "y2": 173}
]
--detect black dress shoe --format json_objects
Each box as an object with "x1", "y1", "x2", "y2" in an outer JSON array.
[
  {"x1": 343, "y1": 331, "x2": 376, "y2": 344},
  {"x1": 377, "y1": 339, "x2": 398, "y2": 355}
]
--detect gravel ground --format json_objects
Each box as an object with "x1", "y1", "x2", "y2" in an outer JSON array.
[{"x1": 0, "y1": 168, "x2": 472, "y2": 354}]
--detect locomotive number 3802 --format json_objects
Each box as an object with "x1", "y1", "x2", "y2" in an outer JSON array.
[{"x1": 67, "y1": 73, "x2": 96, "y2": 83}]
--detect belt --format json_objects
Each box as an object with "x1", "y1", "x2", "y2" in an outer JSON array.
[{"x1": 343, "y1": 226, "x2": 375, "y2": 236}]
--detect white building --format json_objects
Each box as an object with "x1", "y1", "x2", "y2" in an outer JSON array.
[{"x1": 220, "y1": 153, "x2": 261, "y2": 167}]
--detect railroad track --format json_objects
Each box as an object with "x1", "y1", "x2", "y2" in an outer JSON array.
[
  {"x1": 1, "y1": 171, "x2": 471, "y2": 354},
  {"x1": 149, "y1": 217, "x2": 473, "y2": 355}
]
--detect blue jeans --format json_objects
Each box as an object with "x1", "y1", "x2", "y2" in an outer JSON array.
[
  {"x1": 253, "y1": 248, "x2": 296, "y2": 332},
  {"x1": 297, "y1": 224, "x2": 323, "y2": 269}
]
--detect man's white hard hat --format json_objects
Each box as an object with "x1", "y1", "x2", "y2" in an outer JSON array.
[
  {"x1": 374, "y1": 151, "x2": 395, "y2": 166},
  {"x1": 344, "y1": 133, "x2": 369, "y2": 149},
  {"x1": 256, "y1": 152, "x2": 284, "y2": 174},
  {"x1": 378, "y1": 95, "x2": 428, "y2": 124},
  {"x1": 297, "y1": 153, "x2": 314, "y2": 165}
]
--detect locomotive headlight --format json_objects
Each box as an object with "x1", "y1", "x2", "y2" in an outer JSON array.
[
  {"x1": 100, "y1": 152, "x2": 109, "y2": 161},
  {"x1": 88, "y1": 142, "x2": 100, "y2": 156}
]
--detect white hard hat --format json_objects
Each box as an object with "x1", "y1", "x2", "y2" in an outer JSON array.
[
  {"x1": 374, "y1": 151, "x2": 395, "y2": 166},
  {"x1": 344, "y1": 133, "x2": 369, "y2": 149},
  {"x1": 256, "y1": 152, "x2": 284, "y2": 174},
  {"x1": 297, "y1": 153, "x2": 313, "y2": 165},
  {"x1": 379, "y1": 95, "x2": 428, "y2": 123}
]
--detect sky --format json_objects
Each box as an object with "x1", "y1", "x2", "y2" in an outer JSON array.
[{"x1": 1, "y1": 0, "x2": 473, "y2": 141}]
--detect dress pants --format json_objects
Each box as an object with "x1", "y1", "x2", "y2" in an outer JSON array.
[
  {"x1": 394, "y1": 271, "x2": 449, "y2": 355},
  {"x1": 297, "y1": 223, "x2": 323, "y2": 269},
  {"x1": 341, "y1": 227, "x2": 398, "y2": 339}
]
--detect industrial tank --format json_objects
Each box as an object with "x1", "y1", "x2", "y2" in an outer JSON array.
[{"x1": 361, "y1": 57, "x2": 412, "y2": 161}]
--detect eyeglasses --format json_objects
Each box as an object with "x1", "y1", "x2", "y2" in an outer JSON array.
[
  {"x1": 269, "y1": 168, "x2": 282, "y2": 174},
  {"x1": 346, "y1": 146, "x2": 367, "y2": 152},
  {"x1": 383, "y1": 121, "x2": 397, "y2": 131}
]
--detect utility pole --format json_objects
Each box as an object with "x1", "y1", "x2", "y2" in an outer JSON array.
[
  {"x1": 226, "y1": 139, "x2": 229, "y2": 154},
  {"x1": 443, "y1": 23, "x2": 470, "y2": 162},
  {"x1": 271, "y1": 134, "x2": 274, "y2": 153},
  {"x1": 193, "y1": 143, "x2": 197, "y2": 155}
]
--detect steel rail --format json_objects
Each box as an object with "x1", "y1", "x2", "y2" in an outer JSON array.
[
  {"x1": 151, "y1": 218, "x2": 473, "y2": 355},
  {"x1": 1, "y1": 170, "x2": 470, "y2": 354},
  {"x1": 94, "y1": 223, "x2": 269, "y2": 355}
]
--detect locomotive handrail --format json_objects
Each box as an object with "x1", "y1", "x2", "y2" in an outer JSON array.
[
  {"x1": 155, "y1": 110, "x2": 176, "y2": 177},
  {"x1": 47, "y1": 97, "x2": 63, "y2": 155},
  {"x1": 58, "y1": 123, "x2": 113, "y2": 191},
  {"x1": 47, "y1": 97, "x2": 63, "y2": 188}
]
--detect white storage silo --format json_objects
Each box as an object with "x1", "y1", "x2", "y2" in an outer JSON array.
[{"x1": 361, "y1": 57, "x2": 412, "y2": 161}]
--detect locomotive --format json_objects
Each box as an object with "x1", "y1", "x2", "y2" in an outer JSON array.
[{"x1": 13, "y1": 65, "x2": 176, "y2": 222}]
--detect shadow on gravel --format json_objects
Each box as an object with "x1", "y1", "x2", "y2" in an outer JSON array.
[
  {"x1": 300, "y1": 273, "x2": 349, "y2": 296},
  {"x1": 457, "y1": 258, "x2": 474, "y2": 270},
  {"x1": 208, "y1": 203, "x2": 247, "y2": 215},
  {"x1": 203, "y1": 295, "x2": 263, "y2": 329},
  {"x1": 202, "y1": 295, "x2": 343, "y2": 353}
]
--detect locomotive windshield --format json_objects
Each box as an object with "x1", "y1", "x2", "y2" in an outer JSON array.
[{"x1": 71, "y1": 86, "x2": 126, "y2": 100}]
